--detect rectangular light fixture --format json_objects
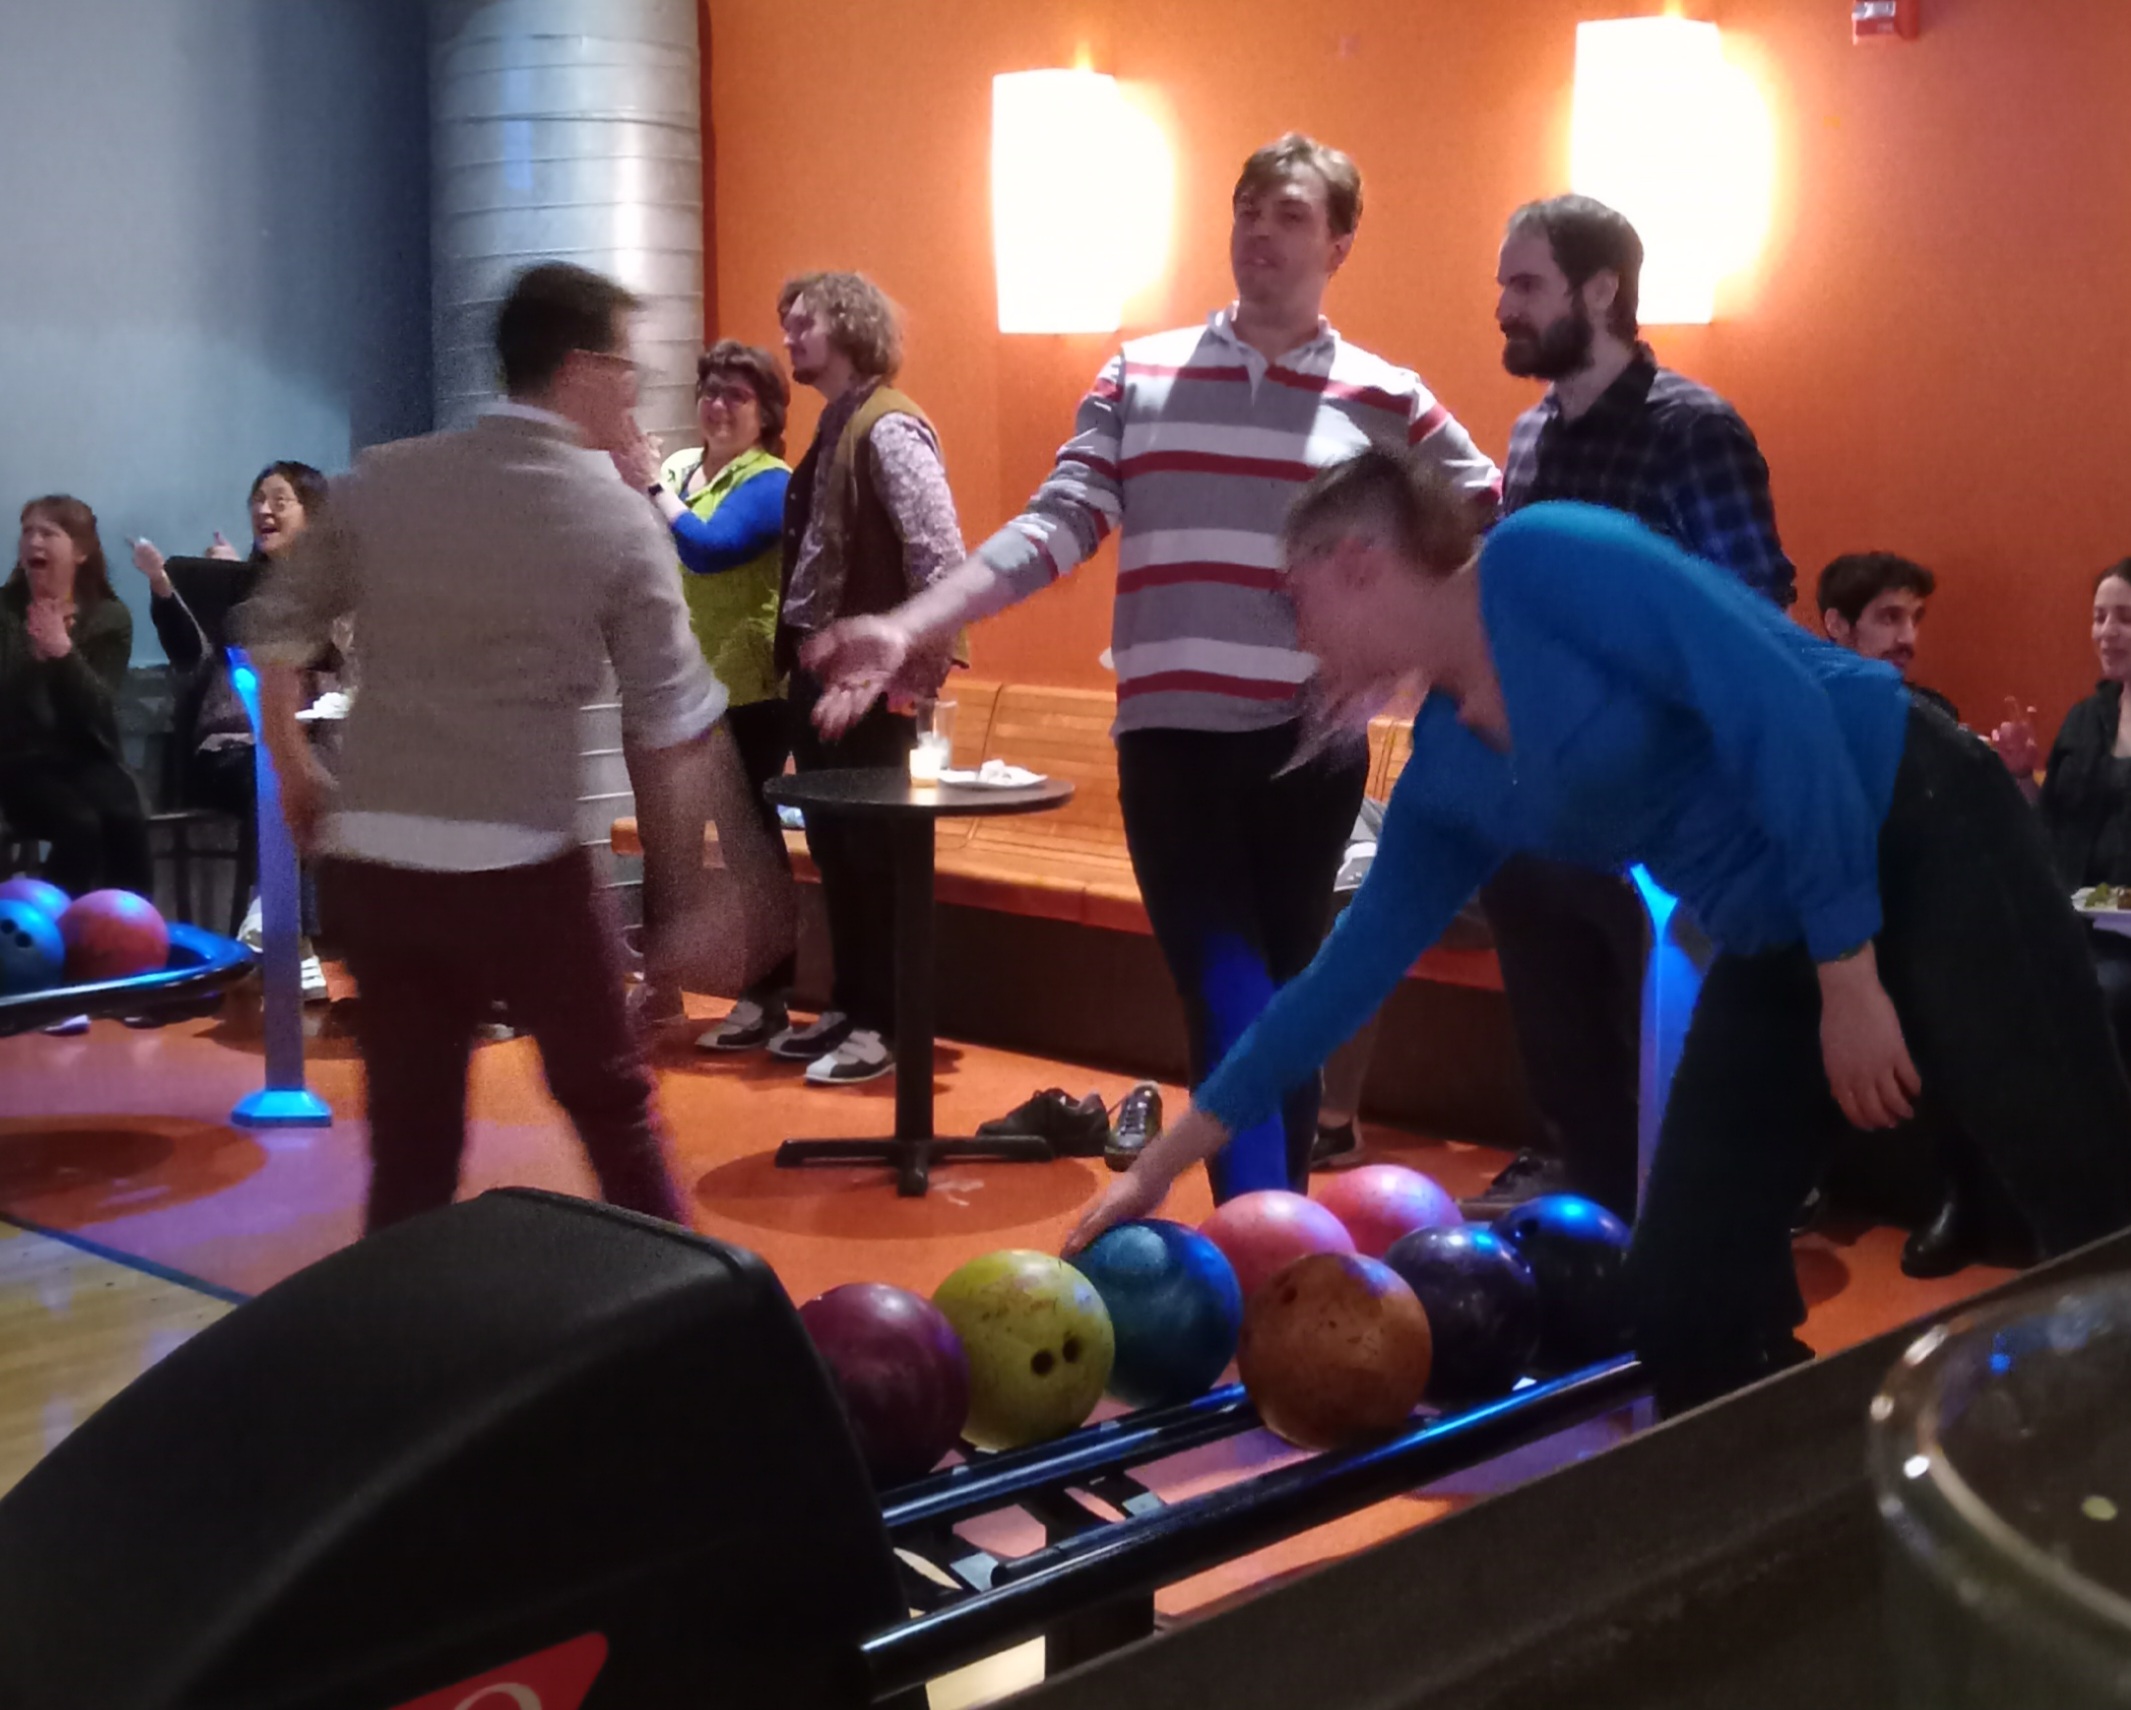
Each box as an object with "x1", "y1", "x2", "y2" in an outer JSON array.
[
  {"x1": 992, "y1": 70, "x2": 1171, "y2": 335},
  {"x1": 1571, "y1": 18, "x2": 1771, "y2": 325}
]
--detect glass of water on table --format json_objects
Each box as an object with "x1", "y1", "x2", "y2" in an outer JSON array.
[
  {"x1": 909, "y1": 697, "x2": 956, "y2": 783},
  {"x1": 1871, "y1": 1276, "x2": 2131, "y2": 1706}
]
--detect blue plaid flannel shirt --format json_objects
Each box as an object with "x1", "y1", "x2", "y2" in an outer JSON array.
[{"x1": 1502, "y1": 349, "x2": 1795, "y2": 608}]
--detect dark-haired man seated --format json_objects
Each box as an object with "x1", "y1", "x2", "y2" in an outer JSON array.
[{"x1": 1817, "y1": 551, "x2": 1958, "y2": 722}]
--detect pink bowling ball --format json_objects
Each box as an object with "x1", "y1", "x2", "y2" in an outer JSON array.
[
  {"x1": 1200, "y1": 1190, "x2": 1357, "y2": 1303},
  {"x1": 1313, "y1": 1165, "x2": 1463, "y2": 1258}
]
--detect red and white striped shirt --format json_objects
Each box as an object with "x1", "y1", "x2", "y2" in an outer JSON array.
[{"x1": 973, "y1": 308, "x2": 1500, "y2": 734}]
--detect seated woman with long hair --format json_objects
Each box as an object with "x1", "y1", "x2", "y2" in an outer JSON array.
[
  {"x1": 0, "y1": 496, "x2": 151, "y2": 896},
  {"x1": 1060, "y1": 448, "x2": 2131, "y2": 1415}
]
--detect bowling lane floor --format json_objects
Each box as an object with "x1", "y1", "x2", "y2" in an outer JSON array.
[{"x1": 0, "y1": 985, "x2": 2015, "y2": 1698}]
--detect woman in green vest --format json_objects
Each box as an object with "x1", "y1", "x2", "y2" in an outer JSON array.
[{"x1": 617, "y1": 340, "x2": 797, "y2": 1050}]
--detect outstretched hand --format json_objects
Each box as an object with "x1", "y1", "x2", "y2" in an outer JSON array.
[
  {"x1": 1989, "y1": 695, "x2": 2041, "y2": 779},
  {"x1": 802, "y1": 617, "x2": 914, "y2": 737},
  {"x1": 1060, "y1": 1105, "x2": 1231, "y2": 1258}
]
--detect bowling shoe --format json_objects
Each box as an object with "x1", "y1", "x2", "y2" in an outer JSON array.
[
  {"x1": 978, "y1": 1088, "x2": 1110, "y2": 1157},
  {"x1": 769, "y1": 1008, "x2": 852, "y2": 1062},
  {"x1": 805, "y1": 1027, "x2": 895, "y2": 1086},
  {"x1": 1308, "y1": 1119, "x2": 1364, "y2": 1172},
  {"x1": 1103, "y1": 1083, "x2": 1163, "y2": 1172},
  {"x1": 696, "y1": 996, "x2": 788, "y2": 1052},
  {"x1": 1457, "y1": 1149, "x2": 1570, "y2": 1220}
]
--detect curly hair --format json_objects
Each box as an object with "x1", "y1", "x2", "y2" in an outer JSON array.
[
  {"x1": 777, "y1": 271, "x2": 903, "y2": 381},
  {"x1": 697, "y1": 340, "x2": 791, "y2": 457}
]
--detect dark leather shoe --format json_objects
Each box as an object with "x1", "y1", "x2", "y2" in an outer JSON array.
[
  {"x1": 979, "y1": 1088, "x2": 1109, "y2": 1157},
  {"x1": 1104, "y1": 1084, "x2": 1163, "y2": 1172},
  {"x1": 1901, "y1": 1184, "x2": 1982, "y2": 1279}
]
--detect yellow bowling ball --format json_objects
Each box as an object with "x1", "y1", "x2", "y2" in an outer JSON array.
[{"x1": 932, "y1": 1250, "x2": 1115, "y2": 1449}]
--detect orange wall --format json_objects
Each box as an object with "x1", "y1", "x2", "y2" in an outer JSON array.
[{"x1": 705, "y1": 0, "x2": 2131, "y2": 735}]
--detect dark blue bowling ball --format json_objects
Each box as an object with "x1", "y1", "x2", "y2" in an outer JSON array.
[
  {"x1": 1492, "y1": 1194, "x2": 1634, "y2": 1372},
  {"x1": 0, "y1": 900, "x2": 65, "y2": 995},
  {"x1": 1074, "y1": 1219, "x2": 1244, "y2": 1409},
  {"x1": 1380, "y1": 1224, "x2": 1541, "y2": 1402}
]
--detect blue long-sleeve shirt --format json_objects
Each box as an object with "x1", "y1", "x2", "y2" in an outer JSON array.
[
  {"x1": 667, "y1": 465, "x2": 788, "y2": 576},
  {"x1": 1197, "y1": 501, "x2": 1911, "y2": 1135}
]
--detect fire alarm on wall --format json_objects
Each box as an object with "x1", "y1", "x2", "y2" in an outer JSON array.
[{"x1": 1853, "y1": 0, "x2": 1919, "y2": 42}]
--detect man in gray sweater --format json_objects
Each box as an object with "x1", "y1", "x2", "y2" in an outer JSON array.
[{"x1": 245, "y1": 262, "x2": 789, "y2": 1231}]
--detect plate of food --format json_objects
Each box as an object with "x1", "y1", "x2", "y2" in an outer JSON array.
[{"x1": 2072, "y1": 886, "x2": 2131, "y2": 936}]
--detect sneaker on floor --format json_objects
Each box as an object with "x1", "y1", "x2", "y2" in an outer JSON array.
[
  {"x1": 631, "y1": 979, "x2": 686, "y2": 1030},
  {"x1": 237, "y1": 893, "x2": 264, "y2": 952},
  {"x1": 978, "y1": 1088, "x2": 1109, "y2": 1157},
  {"x1": 42, "y1": 1014, "x2": 90, "y2": 1037},
  {"x1": 1308, "y1": 1119, "x2": 1366, "y2": 1173},
  {"x1": 1457, "y1": 1149, "x2": 1571, "y2": 1221},
  {"x1": 804, "y1": 1027, "x2": 894, "y2": 1086},
  {"x1": 698, "y1": 997, "x2": 789, "y2": 1053},
  {"x1": 300, "y1": 955, "x2": 329, "y2": 1004},
  {"x1": 1104, "y1": 1083, "x2": 1164, "y2": 1172},
  {"x1": 769, "y1": 1009, "x2": 851, "y2": 1062}
]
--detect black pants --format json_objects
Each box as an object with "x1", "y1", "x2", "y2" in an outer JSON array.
[
  {"x1": 727, "y1": 696, "x2": 798, "y2": 999},
  {"x1": 186, "y1": 742, "x2": 255, "y2": 822},
  {"x1": 0, "y1": 756, "x2": 153, "y2": 897},
  {"x1": 1118, "y1": 723, "x2": 1368, "y2": 1197},
  {"x1": 788, "y1": 671, "x2": 912, "y2": 1036},
  {"x1": 2089, "y1": 932, "x2": 2131, "y2": 1070},
  {"x1": 1480, "y1": 855, "x2": 1646, "y2": 1221},
  {"x1": 1632, "y1": 707, "x2": 2131, "y2": 1401}
]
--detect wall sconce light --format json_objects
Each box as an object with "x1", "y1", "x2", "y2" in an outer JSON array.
[
  {"x1": 992, "y1": 69, "x2": 1172, "y2": 335},
  {"x1": 1570, "y1": 18, "x2": 1774, "y2": 325}
]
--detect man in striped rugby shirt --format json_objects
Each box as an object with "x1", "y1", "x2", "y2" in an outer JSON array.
[{"x1": 805, "y1": 133, "x2": 1499, "y2": 1198}]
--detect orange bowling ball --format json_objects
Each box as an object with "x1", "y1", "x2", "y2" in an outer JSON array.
[
  {"x1": 59, "y1": 890, "x2": 169, "y2": 983},
  {"x1": 1238, "y1": 1252, "x2": 1433, "y2": 1451}
]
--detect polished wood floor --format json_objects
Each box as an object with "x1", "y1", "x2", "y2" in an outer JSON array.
[{"x1": 0, "y1": 988, "x2": 2012, "y2": 1697}]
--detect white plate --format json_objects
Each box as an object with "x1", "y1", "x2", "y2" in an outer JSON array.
[{"x1": 2072, "y1": 890, "x2": 2131, "y2": 937}]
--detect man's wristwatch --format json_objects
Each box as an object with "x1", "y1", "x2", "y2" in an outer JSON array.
[{"x1": 646, "y1": 482, "x2": 665, "y2": 500}]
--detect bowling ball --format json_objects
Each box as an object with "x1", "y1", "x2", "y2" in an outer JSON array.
[
  {"x1": 58, "y1": 889, "x2": 169, "y2": 984},
  {"x1": 800, "y1": 1282, "x2": 970, "y2": 1487},
  {"x1": 1238, "y1": 1252, "x2": 1433, "y2": 1451},
  {"x1": 1199, "y1": 1190, "x2": 1356, "y2": 1303},
  {"x1": 1074, "y1": 1220, "x2": 1244, "y2": 1409},
  {"x1": 1381, "y1": 1224, "x2": 1542, "y2": 1402},
  {"x1": 1314, "y1": 1164, "x2": 1462, "y2": 1258},
  {"x1": 933, "y1": 1251, "x2": 1115, "y2": 1450},
  {"x1": 1492, "y1": 1194, "x2": 1634, "y2": 1372},
  {"x1": 0, "y1": 876, "x2": 69, "y2": 921},
  {"x1": 0, "y1": 901, "x2": 66, "y2": 995}
]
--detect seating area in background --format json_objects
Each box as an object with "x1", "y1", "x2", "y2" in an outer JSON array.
[{"x1": 611, "y1": 678, "x2": 1502, "y2": 996}]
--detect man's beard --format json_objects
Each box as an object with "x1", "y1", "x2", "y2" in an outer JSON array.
[{"x1": 1501, "y1": 300, "x2": 1594, "y2": 381}]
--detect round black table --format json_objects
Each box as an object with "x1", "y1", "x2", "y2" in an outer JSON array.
[{"x1": 765, "y1": 766, "x2": 1077, "y2": 1196}]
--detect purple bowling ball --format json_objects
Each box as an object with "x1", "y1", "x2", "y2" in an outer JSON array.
[
  {"x1": 1381, "y1": 1224, "x2": 1541, "y2": 1402},
  {"x1": 0, "y1": 877, "x2": 70, "y2": 922},
  {"x1": 800, "y1": 1282, "x2": 970, "y2": 1487}
]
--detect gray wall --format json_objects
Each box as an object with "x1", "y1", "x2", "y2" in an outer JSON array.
[{"x1": 0, "y1": 0, "x2": 432, "y2": 660}]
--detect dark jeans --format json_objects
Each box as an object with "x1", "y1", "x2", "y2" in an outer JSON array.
[
  {"x1": 1480, "y1": 856, "x2": 1646, "y2": 1220},
  {"x1": 0, "y1": 755, "x2": 153, "y2": 896},
  {"x1": 787, "y1": 671, "x2": 912, "y2": 1036},
  {"x1": 1118, "y1": 723, "x2": 1368, "y2": 1198},
  {"x1": 2090, "y1": 932, "x2": 2131, "y2": 1070},
  {"x1": 1631, "y1": 708, "x2": 2131, "y2": 1401},
  {"x1": 186, "y1": 742, "x2": 255, "y2": 822},
  {"x1": 320, "y1": 851, "x2": 683, "y2": 1234}
]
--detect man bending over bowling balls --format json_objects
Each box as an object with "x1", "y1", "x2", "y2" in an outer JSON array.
[{"x1": 1068, "y1": 446, "x2": 2131, "y2": 1415}]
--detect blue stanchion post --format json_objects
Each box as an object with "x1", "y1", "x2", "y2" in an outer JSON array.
[
  {"x1": 1629, "y1": 864, "x2": 1713, "y2": 1213},
  {"x1": 227, "y1": 648, "x2": 333, "y2": 1129}
]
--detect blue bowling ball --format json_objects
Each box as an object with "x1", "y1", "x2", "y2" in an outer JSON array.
[
  {"x1": 1074, "y1": 1219, "x2": 1244, "y2": 1409},
  {"x1": 1492, "y1": 1193, "x2": 1634, "y2": 1372},
  {"x1": 1381, "y1": 1224, "x2": 1541, "y2": 1402},
  {"x1": 0, "y1": 900, "x2": 66, "y2": 995}
]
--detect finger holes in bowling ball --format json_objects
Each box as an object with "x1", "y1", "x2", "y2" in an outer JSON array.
[
  {"x1": 1063, "y1": 1336, "x2": 1082, "y2": 1363},
  {"x1": 1031, "y1": 1350, "x2": 1056, "y2": 1377}
]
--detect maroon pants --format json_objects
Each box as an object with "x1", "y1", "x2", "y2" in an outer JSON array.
[{"x1": 320, "y1": 852, "x2": 683, "y2": 1232}]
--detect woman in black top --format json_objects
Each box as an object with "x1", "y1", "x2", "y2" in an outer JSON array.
[
  {"x1": 0, "y1": 496, "x2": 152, "y2": 895},
  {"x1": 1995, "y1": 559, "x2": 2131, "y2": 1059},
  {"x1": 130, "y1": 461, "x2": 331, "y2": 821}
]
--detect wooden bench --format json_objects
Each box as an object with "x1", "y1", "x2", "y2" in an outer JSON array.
[{"x1": 612, "y1": 679, "x2": 1500, "y2": 994}]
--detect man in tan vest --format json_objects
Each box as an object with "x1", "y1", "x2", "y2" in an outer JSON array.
[
  {"x1": 246, "y1": 262, "x2": 791, "y2": 1230},
  {"x1": 765, "y1": 270, "x2": 965, "y2": 1086}
]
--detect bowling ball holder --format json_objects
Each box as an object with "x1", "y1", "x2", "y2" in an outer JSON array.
[
  {"x1": 0, "y1": 1188, "x2": 1650, "y2": 1709},
  {"x1": 0, "y1": 919, "x2": 251, "y2": 1037}
]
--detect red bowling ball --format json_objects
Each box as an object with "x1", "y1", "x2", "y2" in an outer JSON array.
[
  {"x1": 59, "y1": 890, "x2": 169, "y2": 984},
  {"x1": 800, "y1": 1282, "x2": 970, "y2": 1487},
  {"x1": 1313, "y1": 1164, "x2": 1462, "y2": 1258},
  {"x1": 1199, "y1": 1190, "x2": 1356, "y2": 1303}
]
